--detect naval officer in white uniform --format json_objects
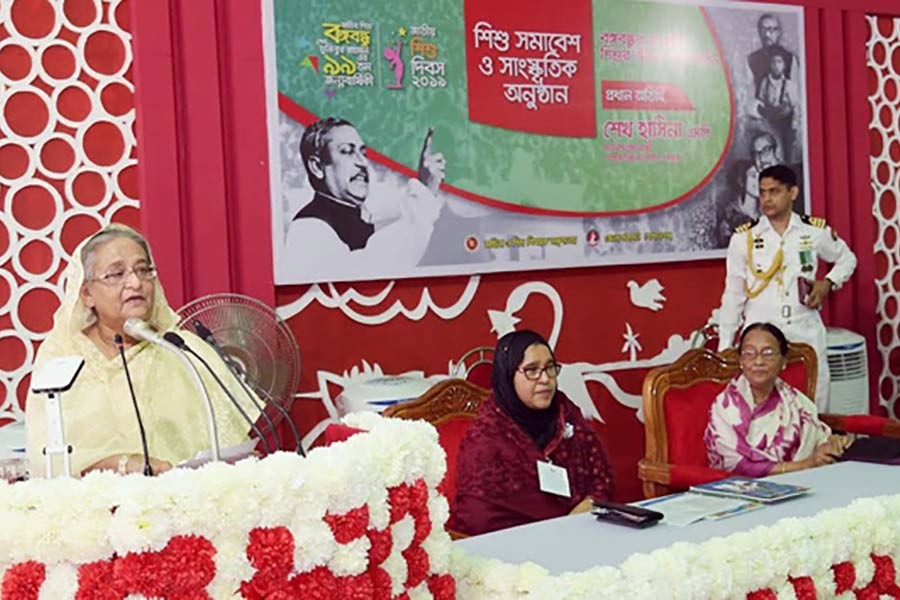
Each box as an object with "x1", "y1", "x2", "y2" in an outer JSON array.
[{"x1": 717, "y1": 164, "x2": 857, "y2": 410}]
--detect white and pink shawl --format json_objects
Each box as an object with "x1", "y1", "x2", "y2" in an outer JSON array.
[{"x1": 704, "y1": 375, "x2": 831, "y2": 476}]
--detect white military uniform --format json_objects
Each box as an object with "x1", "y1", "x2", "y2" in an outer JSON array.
[{"x1": 717, "y1": 212, "x2": 857, "y2": 410}]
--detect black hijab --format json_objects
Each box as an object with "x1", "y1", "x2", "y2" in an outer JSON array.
[{"x1": 492, "y1": 330, "x2": 560, "y2": 449}]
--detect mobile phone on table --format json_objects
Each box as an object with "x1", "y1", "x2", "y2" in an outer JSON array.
[{"x1": 591, "y1": 499, "x2": 663, "y2": 529}]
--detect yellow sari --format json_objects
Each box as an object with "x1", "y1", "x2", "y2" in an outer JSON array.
[{"x1": 25, "y1": 225, "x2": 260, "y2": 477}]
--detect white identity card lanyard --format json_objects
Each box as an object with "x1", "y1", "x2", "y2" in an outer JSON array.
[{"x1": 537, "y1": 458, "x2": 571, "y2": 498}]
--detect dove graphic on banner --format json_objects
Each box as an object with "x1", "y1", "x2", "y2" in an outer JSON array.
[{"x1": 627, "y1": 279, "x2": 666, "y2": 311}]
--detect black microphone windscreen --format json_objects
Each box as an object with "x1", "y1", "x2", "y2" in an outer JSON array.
[
  {"x1": 163, "y1": 331, "x2": 186, "y2": 348},
  {"x1": 193, "y1": 319, "x2": 215, "y2": 343}
]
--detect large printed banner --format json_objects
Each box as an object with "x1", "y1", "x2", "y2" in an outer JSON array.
[{"x1": 265, "y1": 0, "x2": 808, "y2": 284}]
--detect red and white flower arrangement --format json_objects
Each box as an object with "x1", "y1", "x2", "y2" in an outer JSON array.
[
  {"x1": 451, "y1": 493, "x2": 900, "y2": 598},
  {"x1": 0, "y1": 413, "x2": 455, "y2": 599}
]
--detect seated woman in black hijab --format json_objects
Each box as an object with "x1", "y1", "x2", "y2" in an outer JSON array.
[{"x1": 453, "y1": 330, "x2": 614, "y2": 536}]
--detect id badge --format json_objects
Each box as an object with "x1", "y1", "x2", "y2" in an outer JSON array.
[{"x1": 537, "y1": 460, "x2": 571, "y2": 498}]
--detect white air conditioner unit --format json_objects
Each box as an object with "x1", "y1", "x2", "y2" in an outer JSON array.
[{"x1": 825, "y1": 327, "x2": 868, "y2": 415}]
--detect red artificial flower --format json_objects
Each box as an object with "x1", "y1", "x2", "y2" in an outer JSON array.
[
  {"x1": 746, "y1": 589, "x2": 777, "y2": 600},
  {"x1": 76, "y1": 560, "x2": 119, "y2": 600},
  {"x1": 426, "y1": 573, "x2": 457, "y2": 600},
  {"x1": 410, "y1": 479, "x2": 429, "y2": 508},
  {"x1": 367, "y1": 528, "x2": 393, "y2": 566},
  {"x1": 292, "y1": 567, "x2": 338, "y2": 599},
  {"x1": 246, "y1": 527, "x2": 295, "y2": 578},
  {"x1": 336, "y1": 572, "x2": 374, "y2": 599},
  {"x1": 75, "y1": 536, "x2": 216, "y2": 599},
  {"x1": 402, "y1": 546, "x2": 430, "y2": 589},
  {"x1": 1, "y1": 561, "x2": 46, "y2": 600},
  {"x1": 411, "y1": 511, "x2": 432, "y2": 546},
  {"x1": 787, "y1": 575, "x2": 817, "y2": 600},
  {"x1": 870, "y1": 554, "x2": 900, "y2": 594},
  {"x1": 831, "y1": 561, "x2": 856, "y2": 594},
  {"x1": 389, "y1": 484, "x2": 412, "y2": 523},
  {"x1": 324, "y1": 505, "x2": 370, "y2": 544},
  {"x1": 369, "y1": 567, "x2": 393, "y2": 600},
  {"x1": 240, "y1": 527, "x2": 299, "y2": 599},
  {"x1": 110, "y1": 536, "x2": 213, "y2": 597},
  {"x1": 853, "y1": 587, "x2": 879, "y2": 600}
]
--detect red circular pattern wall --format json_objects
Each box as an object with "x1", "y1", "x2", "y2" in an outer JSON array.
[
  {"x1": 0, "y1": 0, "x2": 139, "y2": 424},
  {"x1": 869, "y1": 15, "x2": 900, "y2": 419}
]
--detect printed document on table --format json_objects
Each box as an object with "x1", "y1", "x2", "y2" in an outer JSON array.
[{"x1": 636, "y1": 493, "x2": 758, "y2": 527}]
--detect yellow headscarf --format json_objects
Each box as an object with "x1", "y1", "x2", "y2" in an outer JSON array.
[
  {"x1": 41, "y1": 223, "x2": 177, "y2": 353},
  {"x1": 26, "y1": 224, "x2": 256, "y2": 477}
]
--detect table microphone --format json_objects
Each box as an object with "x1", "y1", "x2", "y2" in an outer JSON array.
[
  {"x1": 124, "y1": 318, "x2": 220, "y2": 461},
  {"x1": 162, "y1": 332, "x2": 271, "y2": 455},
  {"x1": 189, "y1": 320, "x2": 281, "y2": 452},
  {"x1": 114, "y1": 334, "x2": 153, "y2": 476},
  {"x1": 193, "y1": 319, "x2": 305, "y2": 457}
]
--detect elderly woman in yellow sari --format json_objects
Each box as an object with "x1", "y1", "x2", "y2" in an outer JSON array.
[{"x1": 26, "y1": 224, "x2": 259, "y2": 477}]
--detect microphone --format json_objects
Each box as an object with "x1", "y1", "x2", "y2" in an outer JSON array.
[
  {"x1": 162, "y1": 332, "x2": 272, "y2": 455},
  {"x1": 124, "y1": 318, "x2": 220, "y2": 461},
  {"x1": 115, "y1": 334, "x2": 153, "y2": 476},
  {"x1": 189, "y1": 321, "x2": 281, "y2": 453},
  {"x1": 193, "y1": 319, "x2": 305, "y2": 457}
]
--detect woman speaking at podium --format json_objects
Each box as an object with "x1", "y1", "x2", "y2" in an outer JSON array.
[{"x1": 25, "y1": 224, "x2": 259, "y2": 477}]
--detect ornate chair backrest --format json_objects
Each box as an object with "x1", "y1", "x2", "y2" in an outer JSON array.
[
  {"x1": 642, "y1": 343, "x2": 817, "y2": 468},
  {"x1": 454, "y1": 346, "x2": 494, "y2": 389},
  {"x1": 383, "y1": 378, "x2": 490, "y2": 507}
]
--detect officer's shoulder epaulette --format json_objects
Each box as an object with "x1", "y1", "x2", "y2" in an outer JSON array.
[
  {"x1": 801, "y1": 214, "x2": 827, "y2": 229},
  {"x1": 734, "y1": 218, "x2": 759, "y2": 233}
]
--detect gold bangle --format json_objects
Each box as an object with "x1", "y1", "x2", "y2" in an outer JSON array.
[{"x1": 117, "y1": 454, "x2": 130, "y2": 475}]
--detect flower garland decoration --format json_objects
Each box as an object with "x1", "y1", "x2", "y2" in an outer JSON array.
[
  {"x1": 0, "y1": 413, "x2": 455, "y2": 599},
  {"x1": 451, "y1": 494, "x2": 900, "y2": 599}
]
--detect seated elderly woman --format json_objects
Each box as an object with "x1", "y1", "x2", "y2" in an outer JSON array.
[
  {"x1": 26, "y1": 224, "x2": 259, "y2": 477},
  {"x1": 453, "y1": 330, "x2": 614, "y2": 536},
  {"x1": 705, "y1": 322, "x2": 852, "y2": 476}
]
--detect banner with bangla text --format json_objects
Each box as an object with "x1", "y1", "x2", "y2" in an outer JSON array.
[{"x1": 265, "y1": 0, "x2": 809, "y2": 284}]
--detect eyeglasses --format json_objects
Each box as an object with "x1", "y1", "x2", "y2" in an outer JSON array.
[
  {"x1": 90, "y1": 265, "x2": 157, "y2": 287},
  {"x1": 517, "y1": 363, "x2": 562, "y2": 381},
  {"x1": 751, "y1": 143, "x2": 776, "y2": 158},
  {"x1": 740, "y1": 348, "x2": 781, "y2": 361}
]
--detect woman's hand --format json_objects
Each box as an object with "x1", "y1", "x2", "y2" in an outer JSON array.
[
  {"x1": 806, "y1": 439, "x2": 844, "y2": 468},
  {"x1": 83, "y1": 454, "x2": 173, "y2": 476},
  {"x1": 146, "y1": 457, "x2": 173, "y2": 475},
  {"x1": 121, "y1": 454, "x2": 174, "y2": 475},
  {"x1": 827, "y1": 434, "x2": 853, "y2": 454},
  {"x1": 569, "y1": 497, "x2": 594, "y2": 515}
]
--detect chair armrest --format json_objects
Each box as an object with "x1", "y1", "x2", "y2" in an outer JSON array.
[
  {"x1": 820, "y1": 414, "x2": 900, "y2": 438},
  {"x1": 638, "y1": 459, "x2": 731, "y2": 498},
  {"x1": 668, "y1": 464, "x2": 732, "y2": 489}
]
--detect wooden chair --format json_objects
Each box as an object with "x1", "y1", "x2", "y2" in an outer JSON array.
[
  {"x1": 452, "y1": 346, "x2": 494, "y2": 389},
  {"x1": 639, "y1": 342, "x2": 900, "y2": 498},
  {"x1": 639, "y1": 343, "x2": 817, "y2": 498},
  {"x1": 383, "y1": 378, "x2": 490, "y2": 517}
]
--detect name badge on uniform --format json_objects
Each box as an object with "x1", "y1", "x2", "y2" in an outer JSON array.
[{"x1": 537, "y1": 460, "x2": 571, "y2": 497}]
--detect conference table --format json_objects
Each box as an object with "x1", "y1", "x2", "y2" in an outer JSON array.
[{"x1": 456, "y1": 462, "x2": 899, "y2": 575}]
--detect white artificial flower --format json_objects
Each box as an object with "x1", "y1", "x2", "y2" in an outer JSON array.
[
  {"x1": 407, "y1": 581, "x2": 433, "y2": 600},
  {"x1": 39, "y1": 563, "x2": 78, "y2": 600},
  {"x1": 382, "y1": 548, "x2": 409, "y2": 597},
  {"x1": 329, "y1": 535, "x2": 371, "y2": 576},
  {"x1": 392, "y1": 514, "x2": 416, "y2": 553},
  {"x1": 292, "y1": 520, "x2": 336, "y2": 572}
]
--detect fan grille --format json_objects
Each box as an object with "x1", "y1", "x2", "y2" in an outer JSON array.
[{"x1": 176, "y1": 294, "x2": 300, "y2": 406}]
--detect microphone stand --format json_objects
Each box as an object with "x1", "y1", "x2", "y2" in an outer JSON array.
[
  {"x1": 115, "y1": 335, "x2": 153, "y2": 476},
  {"x1": 193, "y1": 320, "x2": 305, "y2": 457},
  {"x1": 163, "y1": 332, "x2": 272, "y2": 455},
  {"x1": 124, "y1": 318, "x2": 220, "y2": 462}
]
